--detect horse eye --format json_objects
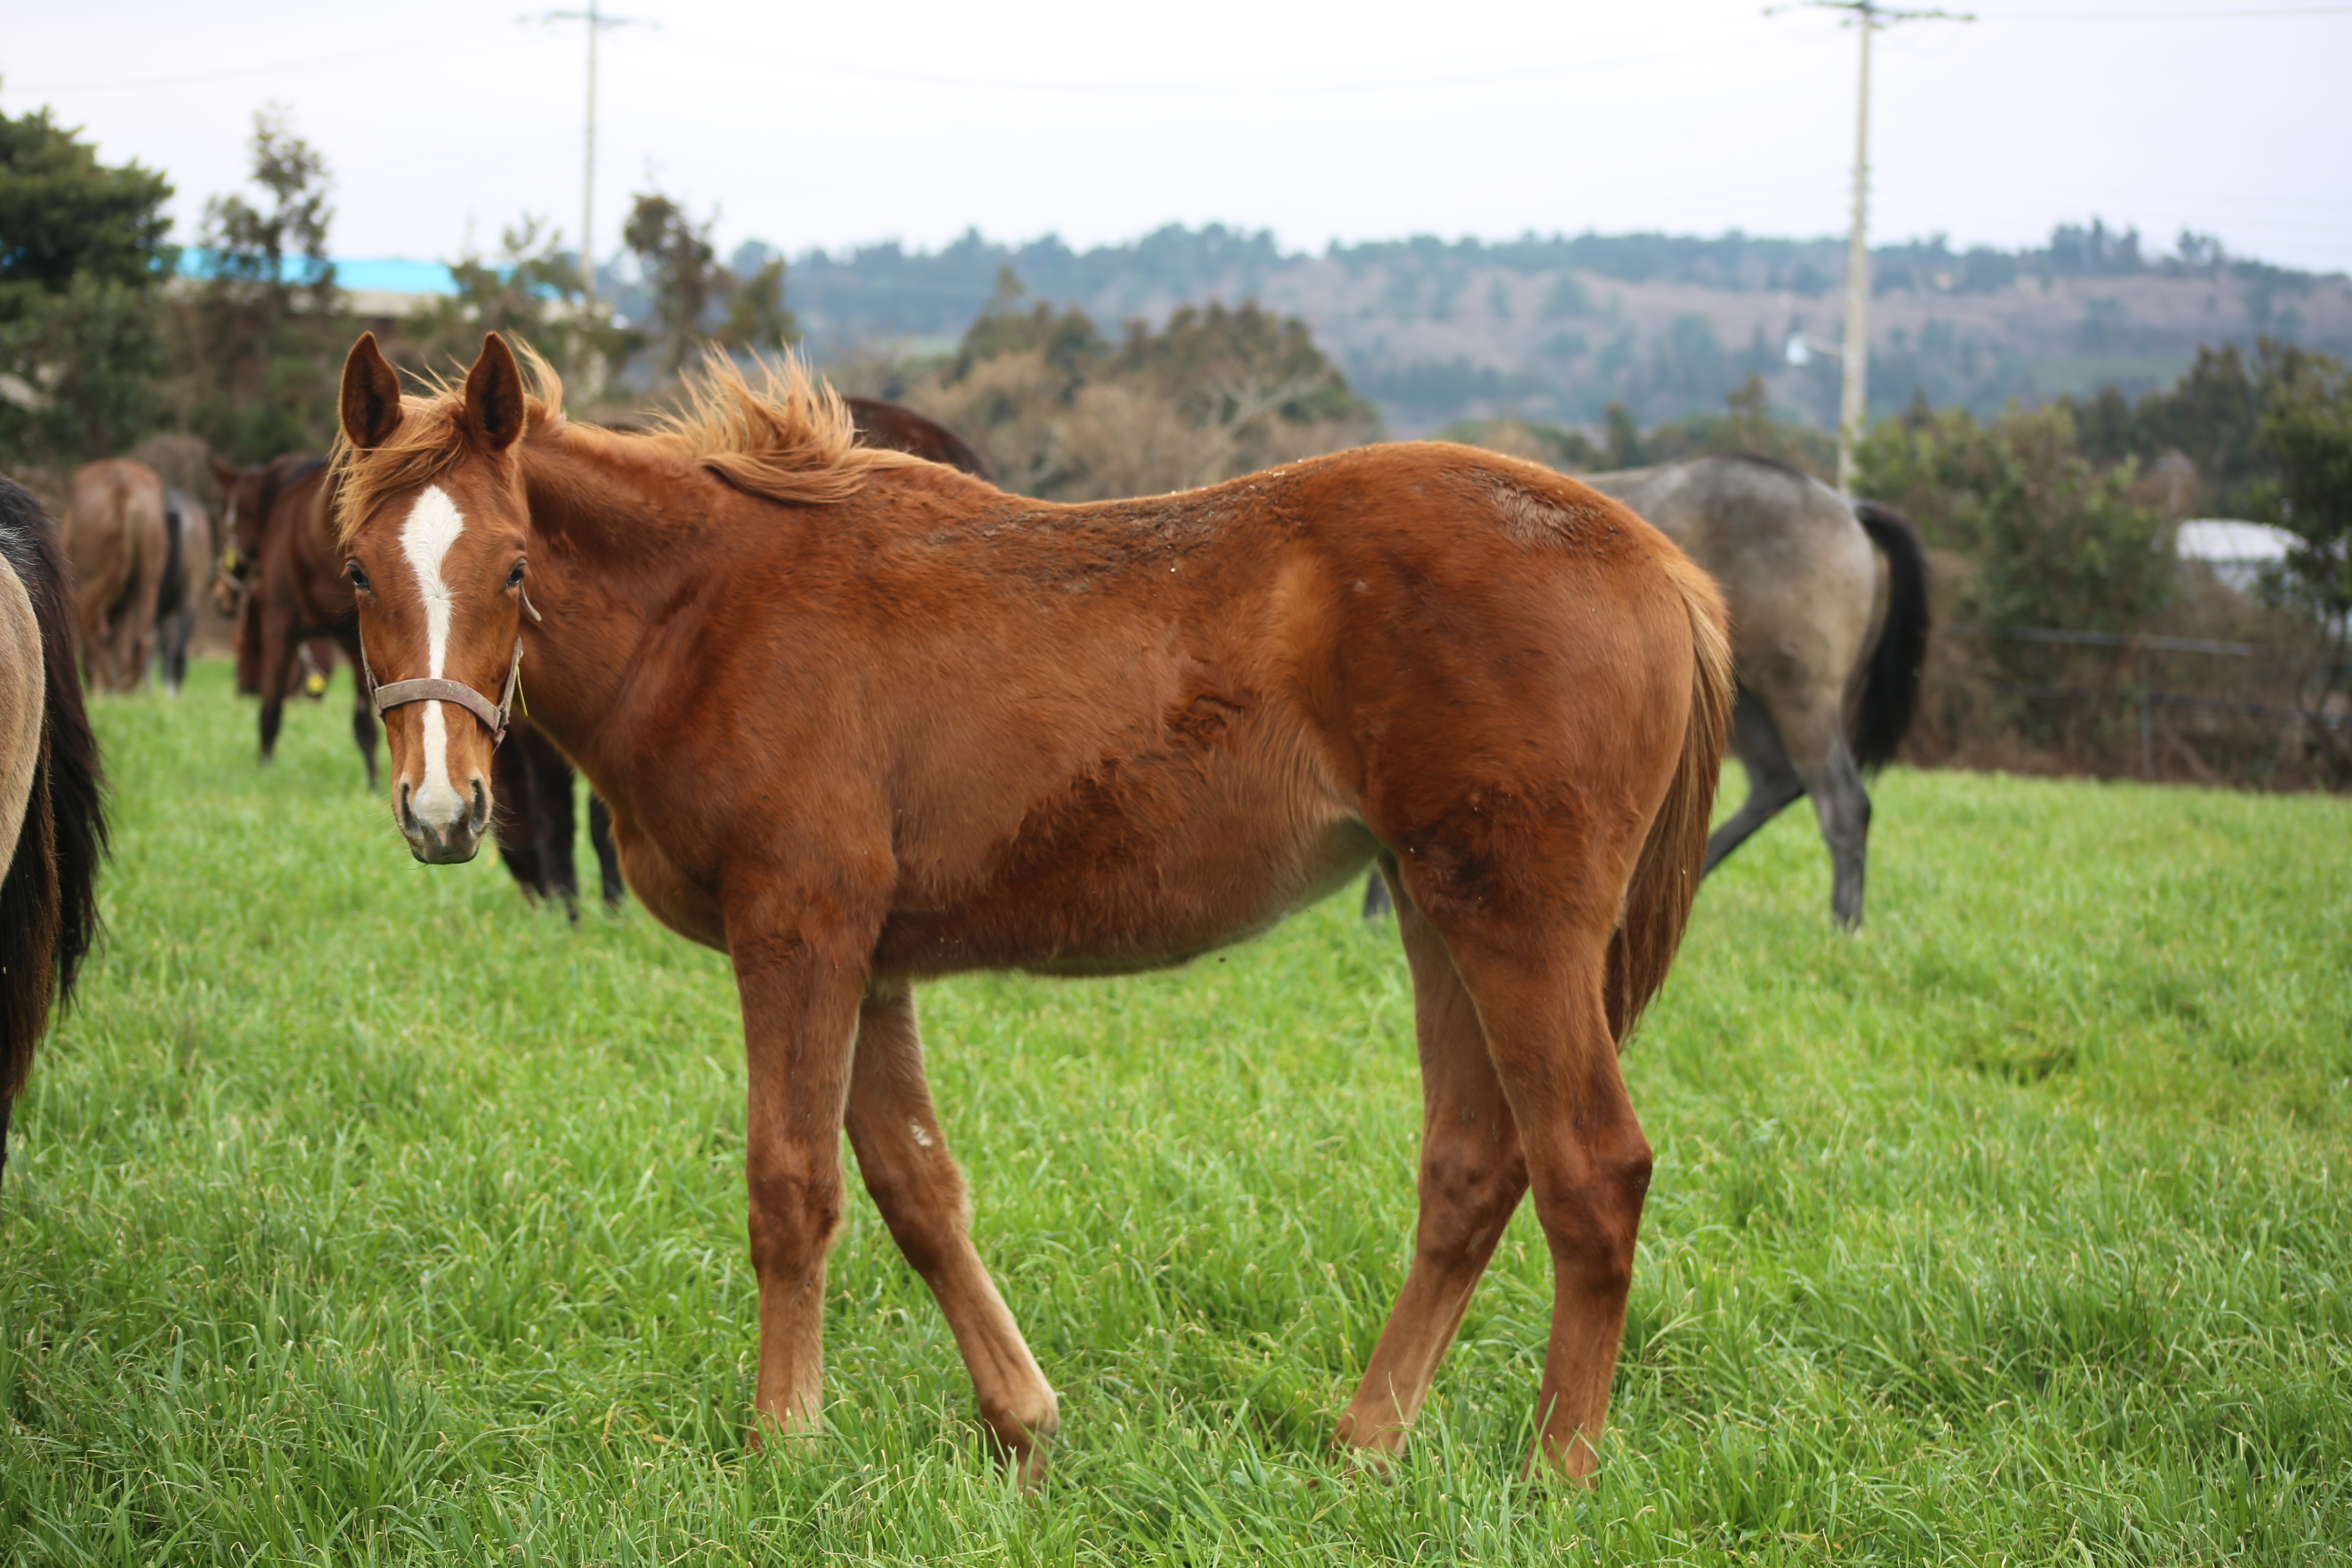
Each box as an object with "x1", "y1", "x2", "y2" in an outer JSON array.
[
  {"x1": 506, "y1": 560, "x2": 526, "y2": 589},
  {"x1": 346, "y1": 560, "x2": 371, "y2": 592}
]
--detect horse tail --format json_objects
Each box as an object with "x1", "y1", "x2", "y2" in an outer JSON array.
[
  {"x1": 0, "y1": 479, "x2": 106, "y2": 1106},
  {"x1": 158, "y1": 492, "x2": 188, "y2": 620},
  {"x1": 1851, "y1": 500, "x2": 1930, "y2": 772},
  {"x1": 1606, "y1": 547, "x2": 1734, "y2": 1045}
]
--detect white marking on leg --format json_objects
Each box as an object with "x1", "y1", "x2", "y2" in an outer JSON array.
[{"x1": 400, "y1": 486, "x2": 469, "y2": 831}]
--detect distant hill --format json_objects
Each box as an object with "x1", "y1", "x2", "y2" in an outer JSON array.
[{"x1": 739, "y1": 222, "x2": 2352, "y2": 435}]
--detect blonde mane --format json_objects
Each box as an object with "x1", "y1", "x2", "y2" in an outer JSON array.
[{"x1": 332, "y1": 344, "x2": 924, "y2": 544}]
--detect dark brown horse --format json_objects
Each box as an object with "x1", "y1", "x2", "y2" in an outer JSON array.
[
  {"x1": 331, "y1": 333, "x2": 1732, "y2": 1483},
  {"x1": 62, "y1": 459, "x2": 171, "y2": 692},
  {"x1": 845, "y1": 396, "x2": 997, "y2": 482},
  {"x1": 0, "y1": 476, "x2": 106, "y2": 1188},
  {"x1": 492, "y1": 716, "x2": 622, "y2": 915},
  {"x1": 209, "y1": 453, "x2": 379, "y2": 785}
]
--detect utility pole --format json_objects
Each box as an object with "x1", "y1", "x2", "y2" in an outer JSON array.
[
  {"x1": 526, "y1": 1, "x2": 648, "y2": 306},
  {"x1": 1778, "y1": 2, "x2": 1970, "y2": 490}
]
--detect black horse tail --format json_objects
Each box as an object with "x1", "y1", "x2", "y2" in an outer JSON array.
[
  {"x1": 0, "y1": 477, "x2": 107, "y2": 1115},
  {"x1": 1851, "y1": 499, "x2": 1930, "y2": 772}
]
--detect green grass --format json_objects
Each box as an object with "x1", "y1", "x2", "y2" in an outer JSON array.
[{"x1": 3, "y1": 661, "x2": 2347, "y2": 1565}]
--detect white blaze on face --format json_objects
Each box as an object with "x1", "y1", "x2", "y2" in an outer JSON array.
[{"x1": 399, "y1": 485, "x2": 470, "y2": 829}]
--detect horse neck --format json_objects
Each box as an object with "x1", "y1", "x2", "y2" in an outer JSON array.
[{"x1": 510, "y1": 436, "x2": 713, "y2": 771}]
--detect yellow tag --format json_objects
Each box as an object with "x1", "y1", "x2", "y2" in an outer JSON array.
[
  {"x1": 305, "y1": 673, "x2": 328, "y2": 697},
  {"x1": 223, "y1": 546, "x2": 238, "y2": 570}
]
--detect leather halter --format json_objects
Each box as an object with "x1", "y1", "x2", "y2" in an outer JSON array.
[{"x1": 361, "y1": 588, "x2": 542, "y2": 746}]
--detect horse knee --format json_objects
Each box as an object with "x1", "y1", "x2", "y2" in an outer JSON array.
[
  {"x1": 745, "y1": 1162, "x2": 844, "y2": 1273},
  {"x1": 1417, "y1": 1136, "x2": 1528, "y2": 1263}
]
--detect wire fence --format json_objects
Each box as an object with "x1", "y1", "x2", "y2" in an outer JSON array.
[{"x1": 1913, "y1": 623, "x2": 2351, "y2": 790}]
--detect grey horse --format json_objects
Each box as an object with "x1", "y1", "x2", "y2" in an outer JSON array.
[{"x1": 1367, "y1": 453, "x2": 1928, "y2": 928}]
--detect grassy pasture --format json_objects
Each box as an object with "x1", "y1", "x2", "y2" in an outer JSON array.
[{"x1": 2, "y1": 662, "x2": 2347, "y2": 1565}]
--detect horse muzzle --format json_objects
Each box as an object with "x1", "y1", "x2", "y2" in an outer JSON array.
[{"x1": 399, "y1": 774, "x2": 491, "y2": 864}]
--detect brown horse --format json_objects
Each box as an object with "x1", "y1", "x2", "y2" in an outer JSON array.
[
  {"x1": 0, "y1": 476, "x2": 106, "y2": 1187},
  {"x1": 330, "y1": 332, "x2": 1732, "y2": 1483},
  {"x1": 62, "y1": 459, "x2": 172, "y2": 692},
  {"x1": 209, "y1": 453, "x2": 379, "y2": 785}
]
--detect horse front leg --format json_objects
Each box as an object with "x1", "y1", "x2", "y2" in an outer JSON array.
[
  {"x1": 846, "y1": 985, "x2": 1058, "y2": 1482},
  {"x1": 587, "y1": 795, "x2": 625, "y2": 909},
  {"x1": 256, "y1": 614, "x2": 297, "y2": 763},
  {"x1": 728, "y1": 880, "x2": 885, "y2": 1448}
]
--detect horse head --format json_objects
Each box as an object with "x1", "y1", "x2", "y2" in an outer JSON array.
[
  {"x1": 208, "y1": 454, "x2": 275, "y2": 616},
  {"x1": 334, "y1": 331, "x2": 536, "y2": 865}
]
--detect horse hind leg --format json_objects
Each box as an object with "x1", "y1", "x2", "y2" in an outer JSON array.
[
  {"x1": 1439, "y1": 916, "x2": 1651, "y2": 1481},
  {"x1": 1702, "y1": 690, "x2": 1804, "y2": 876},
  {"x1": 1797, "y1": 737, "x2": 1871, "y2": 929},
  {"x1": 844, "y1": 987, "x2": 1058, "y2": 1482},
  {"x1": 1335, "y1": 873, "x2": 1529, "y2": 1462}
]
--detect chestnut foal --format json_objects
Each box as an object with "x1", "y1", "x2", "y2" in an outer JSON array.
[{"x1": 330, "y1": 332, "x2": 1732, "y2": 1483}]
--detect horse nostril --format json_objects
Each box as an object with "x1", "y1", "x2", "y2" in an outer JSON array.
[
  {"x1": 469, "y1": 778, "x2": 489, "y2": 835},
  {"x1": 399, "y1": 781, "x2": 418, "y2": 834}
]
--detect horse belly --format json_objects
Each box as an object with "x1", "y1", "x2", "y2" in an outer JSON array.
[{"x1": 872, "y1": 736, "x2": 1372, "y2": 980}]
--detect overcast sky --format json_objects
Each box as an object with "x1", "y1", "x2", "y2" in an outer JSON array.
[{"x1": 8, "y1": 0, "x2": 2348, "y2": 274}]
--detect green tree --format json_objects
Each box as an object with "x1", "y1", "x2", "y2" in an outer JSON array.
[
  {"x1": 949, "y1": 267, "x2": 1105, "y2": 395},
  {"x1": 180, "y1": 109, "x2": 347, "y2": 459},
  {"x1": 1602, "y1": 401, "x2": 1643, "y2": 469},
  {"x1": 2250, "y1": 349, "x2": 2352, "y2": 629},
  {"x1": 413, "y1": 216, "x2": 635, "y2": 391},
  {"x1": 0, "y1": 105, "x2": 174, "y2": 462},
  {"x1": 1855, "y1": 402, "x2": 2173, "y2": 641},
  {"x1": 716, "y1": 255, "x2": 793, "y2": 356},
  {"x1": 1113, "y1": 299, "x2": 1372, "y2": 431},
  {"x1": 621, "y1": 192, "x2": 796, "y2": 380},
  {"x1": 1631, "y1": 376, "x2": 1837, "y2": 477}
]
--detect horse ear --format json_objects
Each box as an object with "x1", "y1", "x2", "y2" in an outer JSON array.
[
  {"x1": 463, "y1": 333, "x2": 527, "y2": 453},
  {"x1": 339, "y1": 333, "x2": 403, "y2": 450},
  {"x1": 208, "y1": 453, "x2": 240, "y2": 495}
]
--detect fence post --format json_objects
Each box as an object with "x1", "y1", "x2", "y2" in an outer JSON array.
[{"x1": 2138, "y1": 648, "x2": 2153, "y2": 780}]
